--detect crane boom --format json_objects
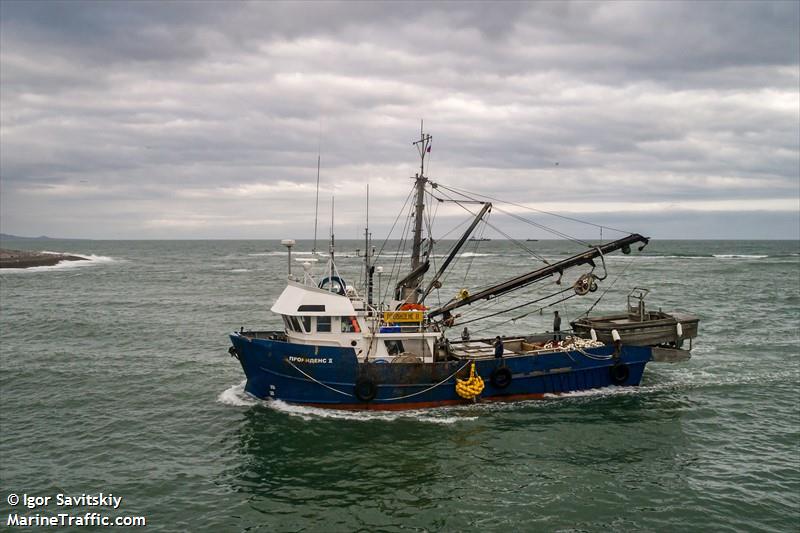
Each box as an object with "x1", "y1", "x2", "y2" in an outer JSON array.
[{"x1": 427, "y1": 233, "x2": 649, "y2": 319}]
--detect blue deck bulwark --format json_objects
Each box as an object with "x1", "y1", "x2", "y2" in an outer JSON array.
[{"x1": 230, "y1": 333, "x2": 651, "y2": 410}]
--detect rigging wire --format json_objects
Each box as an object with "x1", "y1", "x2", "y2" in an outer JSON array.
[
  {"x1": 434, "y1": 186, "x2": 548, "y2": 262},
  {"x1": 453, "y1": 274, "x2": 576, "y2": 325},
  {"x1": 371, "y1": 176, "x2": 638, "y2": 322},
  {"x1": 583, "y1": 257, "x2": 636, "y2": 315},
  {"x1": 387, "y1": 205, "x2": 413, "y2": 302},
  {"x1": 461, "y1": 211, "x2": 489, "y2": 286},
  {"x1": 432, "y1": 212, "x2": 481, "y2": 296},
  {"x1": 374, "y1": 186, "x2": 415, "y2": 262},
  {"x1": 480, "y1": 215, "x2": 549, "y2": 262},
  {"x1": 433, "y1": 215, "x2": 472, "y2": 240},
  {"x1": 372, "y1": 185, "x2": 415, "y2": 304},
  {"x1": 424, "y1": 188, "x2": 441, "y2": 303},
  {"x1": 490, "y1": 203, "x2": 589, "y2": 247},
  {"x1": 514, "y1": 292, "x2": 578, "y2": 322},
  {"x1": 439, "y1": 180, "x2": 589, "y2": 245},
  {"x1": 439, "y1": 183, "x2": 637, "y2": 237},
  {"x1": 418, "y1": 187, "x2": 487, "y2": 303},
  {"x1": 424, "y1": 181, "x2": 607, "y2": 326},
  {"x1": 455, "y1": 275, "x2": 557, "y2": 319},
  {"x1": 457, "y1": 286, "x2": 575, "y2": 327},
  {"x1": 468, "y1": 293, "x2": 579, "y2": 335}
]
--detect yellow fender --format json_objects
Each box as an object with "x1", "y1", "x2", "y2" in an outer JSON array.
[{"x1": 455, "y1": 362, "x2": 484, "y2": 399}]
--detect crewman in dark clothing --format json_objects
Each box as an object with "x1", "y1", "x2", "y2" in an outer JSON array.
[
  {"x1": 494, "y1": 336, "x2": 504, "y2": 358},
  {"x1": 553, "y1": 311, "x2": 562, "y2": 342},
  {"x1": 461, "y1": 326, "x2": 470, "y2": 342}
]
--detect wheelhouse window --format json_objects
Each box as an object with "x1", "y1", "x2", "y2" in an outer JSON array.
[
  {"x1": 385, "y1": 340, "x2": 404, "y2": 356},
  {"x1": 316, "y1": 316, "x2": 331, "y2": 333},
  {"x1": 341, "y1": 316, "x2": 361, "y2": 333},
  {"x1": 301, "y1": 316, "x2": 311, "y2": 332},
  {"x1": 283, "y1": 315, "x2": 304, "y2": 332},
  {"x1": 290, "y1": 316, "x2": 303, "y2": 332}
]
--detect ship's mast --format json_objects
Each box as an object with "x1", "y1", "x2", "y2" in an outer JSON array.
[
  {"x1": 328, "y1": 196, "x2": 335, "y2": 290},
  {"x1": 404, "y1": 122, "x2": 432, "y2": 303},
  {"x1": 312, "y1": 154, "x2": 321, "y2": 255},
  {"x1": 364, "y1": 184, "x2": 375, "y2": 307}
]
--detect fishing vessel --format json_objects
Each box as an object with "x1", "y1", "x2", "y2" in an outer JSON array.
[{"x1": 228, "y1": 129, "x2": 699, "y2": 409}]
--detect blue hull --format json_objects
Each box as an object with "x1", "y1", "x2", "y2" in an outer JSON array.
[{"x1": 229, "y1": 333, "x2": 652, "y2": 410}]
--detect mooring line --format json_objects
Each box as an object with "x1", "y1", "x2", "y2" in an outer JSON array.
[
  {"x1": 284, "y1": 358, "x2": 473, "y2": 402},
  {"x1": 284, "y1": 360, "x2": 354, "y2": 397},
  {"x1": 380, "y1": 360, "x2": 473, "y2": 401}
]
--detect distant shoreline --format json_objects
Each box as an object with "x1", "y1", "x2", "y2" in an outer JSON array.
[{"x1": 0, "y1": 248, "x2": 87, "y2": 269}]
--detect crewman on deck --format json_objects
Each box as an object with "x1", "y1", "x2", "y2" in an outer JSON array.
[
  {"x1": 494, "y1": 336, "x2": 504, "y2": 358},
  {"x1": 553, "y1": 311, "x2": 562, "y2": 342},
  {"x1": 461, "y1": 326, "x2": 470, "y2": 342}
]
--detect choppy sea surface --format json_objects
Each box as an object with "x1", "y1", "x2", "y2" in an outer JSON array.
[{"x1": 1, "y1": 238, "x2": 798, "y2": 532}]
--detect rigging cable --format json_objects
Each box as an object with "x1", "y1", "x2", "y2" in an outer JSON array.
[
  {"x1": 468, "y1": 293, "x2": 579, "y2": 335},
  {"x1": 455, "y1": 275, "x2": 563, "y2": 319},
  {"x1": 374, "y1": 186, "x2": 415, "y2": 262},
  {"x1": 435, "y1": 186, "x2": 548, "y2": 262},
  {"x1": 439, "y1": 183, "x2": 638, "y2": 237},
  {"x1": 456, "y1": 287, "x2": 574, "y2": 327},
  {"x1": 379, "y1": 183, "x2": 416, "y2": 302},
  {"x1": 462, "y1": 211, "x2": 489, "y2": 286},
  {"x1": 387, "y1": 205, "x2": 414, "y2": 303},
  {"x1": 435, "y1": 183, "x2": 588, "y2": 245},
  {"x1": 583, "y1": 257, "x2": 636, "y2": 316}
]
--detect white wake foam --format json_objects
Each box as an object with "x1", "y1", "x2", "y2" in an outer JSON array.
[
  {"x1": 217, "y1": 365, "x2": 798, "y2": 419},
  {"x1": 540, "y1": 385, "x2": 659, "y2": 401},
  {"x1": 217, "y1": 381, "x2": 260, "y2": 407},
  {"x1": 267, "y1": 399, "x2": 477, "y2": 424},
  {"x1": 712, "y1": 254, "x2": 768, "y2": 259},
  {"x1": 540, "y1": 366, "x2": 798, "y2": 401},
  {"x1": 216, "y1": 381, "x2": 476, "y2": 424}
]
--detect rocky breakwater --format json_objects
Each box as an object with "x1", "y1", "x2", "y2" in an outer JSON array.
[{"x1": 0, "y1": 248, "x2": 87, "y2": 268}]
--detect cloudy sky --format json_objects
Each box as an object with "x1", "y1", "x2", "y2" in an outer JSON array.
[{"x1": 1, "y1": 0, "x2": 798, "y2": 240}]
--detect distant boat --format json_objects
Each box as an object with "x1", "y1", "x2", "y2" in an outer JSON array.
[
  {"x1": 526, "y1": 239, "x2": 539, "y2": 242},
  {"x1": 468, "y1": 237, "x2": 491, "y2": 242}
]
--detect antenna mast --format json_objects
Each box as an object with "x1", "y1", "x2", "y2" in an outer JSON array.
[
  {"x1": 313, "y1": 154, "x2": 321, "y2": 254},
  {"x1": 404, "y1": 121, "x2": 432, "y2": 303},
  {"x1": 328, "y1": 196, "x2": 335, "y2": 290},
  {"x1": 365, "y1": 184, "x2": 374, "y2": 306}
]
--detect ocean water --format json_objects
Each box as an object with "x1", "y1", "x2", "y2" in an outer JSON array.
[{"x1": 0, "y1": 238, "x2": 798, "y2": 532}]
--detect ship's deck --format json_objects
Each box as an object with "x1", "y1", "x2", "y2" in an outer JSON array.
[{"x1": 448, "y1": 334, "x2": 596, "y2": 359}]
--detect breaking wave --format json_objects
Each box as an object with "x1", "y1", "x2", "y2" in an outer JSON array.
[
  {"x1": 0, "y1": 253, "x2": 117, "y2": 273},
  {"x1": 248, "y1": 251, "x2": 328, "y2": 257},
  {"x1": 460, "y1": 252, "x2": 495, "y2": 257},
  {"x1": 602, "y1": 253, "x2": 786, "y2": 261}
]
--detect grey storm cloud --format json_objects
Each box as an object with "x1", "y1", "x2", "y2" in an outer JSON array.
[{"x1": 0, "y1": 0, "x2": 798, "y2": 239}]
